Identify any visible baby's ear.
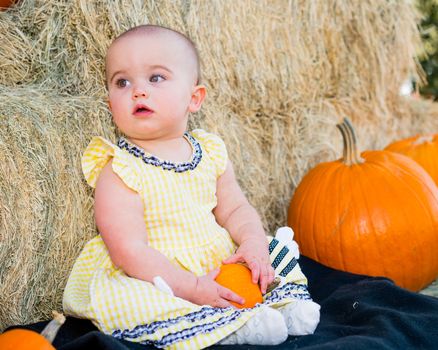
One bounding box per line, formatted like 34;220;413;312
188;85;206;113
107;100;112;111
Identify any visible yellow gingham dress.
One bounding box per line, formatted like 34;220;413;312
63;129;310;349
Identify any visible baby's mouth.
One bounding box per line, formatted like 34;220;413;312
133;104;154;116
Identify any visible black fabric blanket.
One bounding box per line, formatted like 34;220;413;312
7;256;438;349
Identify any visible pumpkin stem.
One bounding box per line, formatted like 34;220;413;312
336;118;364;165
40;311;66;344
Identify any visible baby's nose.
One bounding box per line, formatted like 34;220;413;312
132;88;149;99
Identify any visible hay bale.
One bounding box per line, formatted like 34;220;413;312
0;15;36;86
1;0;438;330
0;86;114;328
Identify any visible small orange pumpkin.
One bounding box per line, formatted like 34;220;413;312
0;311;65;350
385;134;438;185
0;0;16;10
215;263;263;308
288;118;438;291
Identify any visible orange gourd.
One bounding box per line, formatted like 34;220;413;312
0;0;16;10
288;118;438;291
385;134;438;185
0;311;65;350
215;263;263;308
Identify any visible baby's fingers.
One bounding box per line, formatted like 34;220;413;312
259;265;274;294
206;268;221;280
247;259;261;284
268;265;275;285
214;299;232;308
222;253;243;264
219;285;245;306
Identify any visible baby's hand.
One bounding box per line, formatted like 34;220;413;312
189;268;245;308
223;239;274;294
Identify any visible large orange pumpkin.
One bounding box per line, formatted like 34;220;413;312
0;311;65;350
215;263;263;308
385;134;438;185
288;118;438;291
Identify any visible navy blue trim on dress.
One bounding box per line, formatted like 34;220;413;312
117;132;202;173
265;282;311;304
112;305;245;347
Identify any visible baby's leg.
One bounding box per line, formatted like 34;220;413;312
219;306;288;346
279;299;320;336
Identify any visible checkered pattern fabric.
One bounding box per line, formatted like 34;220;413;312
62;130;310;349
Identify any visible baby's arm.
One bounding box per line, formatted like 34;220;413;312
94;161;243;308
213;161;275;294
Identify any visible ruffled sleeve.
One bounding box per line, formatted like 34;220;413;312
81;136;141;193
191;129;228;177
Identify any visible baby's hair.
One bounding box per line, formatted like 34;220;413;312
108;24;201;84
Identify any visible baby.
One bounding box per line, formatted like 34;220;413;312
63;24;320;349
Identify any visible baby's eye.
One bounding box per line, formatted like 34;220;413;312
150;74;165;83
116;78;129;88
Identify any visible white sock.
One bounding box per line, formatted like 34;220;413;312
219;306;288;346
279;299;321;336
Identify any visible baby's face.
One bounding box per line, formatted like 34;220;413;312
106;32;200;141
